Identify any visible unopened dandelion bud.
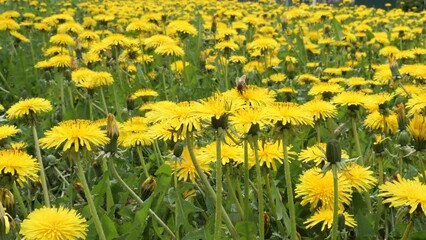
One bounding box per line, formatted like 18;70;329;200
373;134;385;154
173;141;185;158
141;176;156;200
398;130;410;146
396;103;407;131
105;113;119;153
326;139;341;164
211;15;217;34
388;55;401;79
0;188;14;210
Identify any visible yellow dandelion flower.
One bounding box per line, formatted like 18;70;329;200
295;167;353;209
49;33;75;46
39;120;110;152
341;163;377;193
406;94;426;116
269;102;314;127
171;146;212;183
6;98;52;120
154;44;185;57
229;107;271;135
131;88;159;100
215;40;239;52
20;206;87;240
224;85;276;107
379;174;426;215
364;111;398;134
0;18;20;31
308;82;343;97
408;114;426;150
48;54;72;68
228;55;247;64
10;31;30;43
247;37;279;52
303;99;337;121
0;125;20;140
0;149;39;185
298;143;349;166
297;74;320;85
304;207;357;231
118;117;153;148
167;20;197;38
332;91;366;108
199;141;243;165
143;35;176;49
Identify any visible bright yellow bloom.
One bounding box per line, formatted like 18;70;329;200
171;146;212;183
269;102;314;127
39;120;110;152
303;99;337;121
298;143;349;166
341;163;377;193
154;44;185;57
119;117;153;148
295;167;353;209
229;107;271;135
0;150;39;185
304;207;356;231
0;125;19;140
379;175;426;215
364;111;398;134
20;206;87;240
131;88;159;100
199;141;243;165
6;98;52;120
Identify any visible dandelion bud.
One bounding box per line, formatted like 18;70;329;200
396;103;407;131
0;188;14;210
173;141;185;157
398;130;410;146
373;134;385;154
141;176;156;200
211;15;217;34
0;202;11;235
326;139;341;164
388;55;401;79
104;114;119;153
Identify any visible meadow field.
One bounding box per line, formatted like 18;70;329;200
0;0;426;239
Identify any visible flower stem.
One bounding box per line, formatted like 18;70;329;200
283;130;297;240
225;166;243;218
214;128;223;240
185;132;238;239
99;87;109;114
316;122;321;144
251;135;264;240
32;125;50;208
351;117;364;165
265;169;286;236
136;146;150;177
401;215;413;240
331;164;339;240
101;157;114;213
12;182;27;218
109;158;176;239
75;154;106;240
375;154;384;233
243;138;250;234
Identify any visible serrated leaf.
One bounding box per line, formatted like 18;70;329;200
125;197;154;240
235;221;256;240
101;213;119;240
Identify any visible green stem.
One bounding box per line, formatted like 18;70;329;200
186;132;238;239
99;87;109;114
136;146;149;177
214;129;223;240
351;117;364;165
283;130;297;240
401;215;414;240
88;94;94;120
12;182;27;218
101;157;114;213
174;159;180;239
316;122;321;144
265;169;286;236
161;69;169;100
225;166;244;218
153;140;163;165
32;125;50;207
109;158;176;239
251;136;264;240
243;138;250;235
331;164;339;240
75;154;106;240
56;72;66;118
418;153;426;184
376;154;384;233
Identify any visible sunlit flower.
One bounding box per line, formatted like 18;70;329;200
171;146;212;183
269;102;314;128
229;55;247;64
332;91;366;108
304;207;356;231
406;94;426;116
10;31;30;43
308;82;343;97
0;125;19;140
379;174;426;215
39;120;110;152
341;163;376;193
303;99;337;121
6;98;52;120
247;37;279;52
224;85;276;107
167;20;198;37
143;35;175;49
131;88;159;100
295;167;353;209
154;44;185;57
199;141;243;165
0;149;39;185
49;33;75;46
408;114;426;150
119;117;153;148
20;206;87;240
229;106;271;135
0;18;20;31
298;142;349;166
364;111;398;134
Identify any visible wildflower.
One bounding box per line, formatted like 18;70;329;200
299;143;349;167
229;55;247;64
295;167;353;209
118;117;153;148
131;88;159;100
198;141;243;165
143;35;175;49
379;175;426;215
229;107;271;135
341;163;376;193
406;94;426;116
297;74;320;85
304;207;356;231
0;125;19;140
171;146;212;183
408;114;426;151
364;111;398;134
269;102;314;128
20;206;87;240
0;18;20;31
39;120;110;153
224;85;276;107
247;37;279;52
10;31;30;43
167;20;198;37
49;33;75;46
303;99;337;121
0;149;39;185
6;98;52;120
154;44;185;57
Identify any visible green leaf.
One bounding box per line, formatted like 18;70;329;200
331;18;343;40
271;180;290;231
169;186;203;233
101;213;119;240
125;197;154;240
355;212;375;238
294;35;307;65
235;221;256;240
